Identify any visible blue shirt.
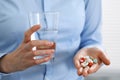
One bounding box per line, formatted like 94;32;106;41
0;0;102;80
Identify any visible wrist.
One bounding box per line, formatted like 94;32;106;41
0;55;11;73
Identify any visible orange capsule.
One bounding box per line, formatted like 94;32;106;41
88;62;93;67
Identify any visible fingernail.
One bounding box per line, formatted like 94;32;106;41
51;49;55;53
48;42;54;45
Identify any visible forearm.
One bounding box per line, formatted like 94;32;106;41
0;53;18;74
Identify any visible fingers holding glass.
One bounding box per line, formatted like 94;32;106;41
34;55;53;65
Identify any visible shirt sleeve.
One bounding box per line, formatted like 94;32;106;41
80;0;103;50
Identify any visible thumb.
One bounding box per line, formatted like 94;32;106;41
98;51;111;65
23;25;40;43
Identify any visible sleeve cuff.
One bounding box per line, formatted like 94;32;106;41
0;52;7;58
0;74;1;79
0;72;14;79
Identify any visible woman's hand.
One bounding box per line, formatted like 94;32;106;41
73;47;110;77
0;25;55;73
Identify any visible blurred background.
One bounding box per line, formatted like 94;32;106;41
85;0;120;80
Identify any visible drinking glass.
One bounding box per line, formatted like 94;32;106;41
28;12;59;64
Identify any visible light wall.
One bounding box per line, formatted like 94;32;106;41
91;0;120;76
102;0;120;71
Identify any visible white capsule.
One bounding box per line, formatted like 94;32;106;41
81;61;89;67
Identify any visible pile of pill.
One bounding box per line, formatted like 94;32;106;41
80;56;98;67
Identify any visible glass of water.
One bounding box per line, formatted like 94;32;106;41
28;12;59;63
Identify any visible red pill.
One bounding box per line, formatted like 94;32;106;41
80;57;85;63
88;62;93;67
